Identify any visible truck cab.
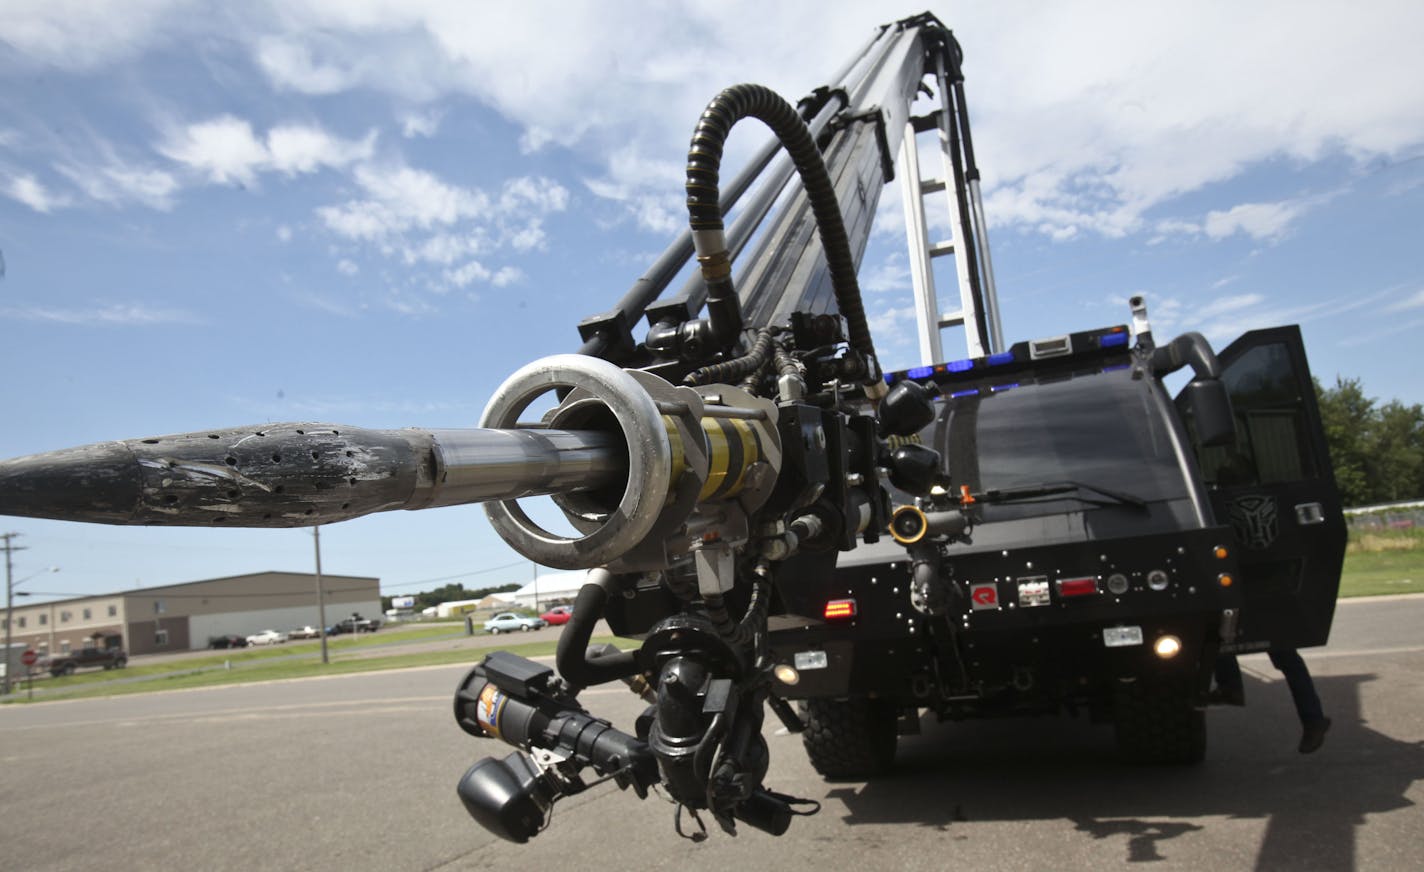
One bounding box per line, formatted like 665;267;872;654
768;318;1346;775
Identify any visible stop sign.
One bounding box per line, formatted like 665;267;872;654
20;649;38;667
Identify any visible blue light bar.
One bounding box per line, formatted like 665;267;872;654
1100;331;1129;348
987;351;1015;366
884;373;895;385
990;382;1019;393
950;388;979;399
946;358;974;373
906;366;934;379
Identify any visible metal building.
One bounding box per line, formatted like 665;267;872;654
2;571;379;656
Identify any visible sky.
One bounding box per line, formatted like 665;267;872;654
2;0;1422;604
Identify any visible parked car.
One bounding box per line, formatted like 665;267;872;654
484;612;546;634
288;625;323;639
49;646;127;676
245;629;287;646
540;605;574;625
207;634;249;649
327;613;381;635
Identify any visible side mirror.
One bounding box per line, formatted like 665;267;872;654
1182;378;1235;447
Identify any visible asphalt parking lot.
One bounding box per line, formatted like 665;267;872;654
2;597;1421;871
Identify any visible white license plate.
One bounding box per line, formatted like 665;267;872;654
1103;626;1144;648
793;650;829;670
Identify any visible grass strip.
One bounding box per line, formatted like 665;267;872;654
16;636;624;704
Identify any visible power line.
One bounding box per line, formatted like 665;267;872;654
380;560;530;591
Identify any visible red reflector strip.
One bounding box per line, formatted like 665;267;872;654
1057;577;1099;597
824;599;858;619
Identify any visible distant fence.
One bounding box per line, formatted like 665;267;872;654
1345;500;1424;532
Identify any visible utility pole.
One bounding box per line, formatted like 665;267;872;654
313;526;329;665
3;532;28;696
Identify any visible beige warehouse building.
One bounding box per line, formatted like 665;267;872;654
2;571;379;657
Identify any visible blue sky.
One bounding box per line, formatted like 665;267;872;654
2;0;1422;603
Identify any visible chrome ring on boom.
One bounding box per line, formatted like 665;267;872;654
480;354;672;570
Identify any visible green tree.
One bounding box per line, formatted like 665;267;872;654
1368;400;1424;502
1315;376;1373;505
1315;377;1424;505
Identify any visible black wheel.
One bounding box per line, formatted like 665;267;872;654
115;658;127;669
799;698;898;779
490;627;500;635
62;663;76;676
1113;679;1206;764
520;624;531;632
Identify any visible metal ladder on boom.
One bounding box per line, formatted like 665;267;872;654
896;33;1004;365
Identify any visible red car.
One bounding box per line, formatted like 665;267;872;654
540;605;574;625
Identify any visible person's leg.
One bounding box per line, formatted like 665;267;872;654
1269;648;1330;753
1211;654;1245;705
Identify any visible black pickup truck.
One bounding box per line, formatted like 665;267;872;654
327;613;381;635
49;646;128;676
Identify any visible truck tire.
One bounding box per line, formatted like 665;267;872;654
1113;680;1206;764
62;663;76;676
799;698;897;778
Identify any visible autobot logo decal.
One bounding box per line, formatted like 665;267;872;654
970;583;999;610
1229;494;1278;550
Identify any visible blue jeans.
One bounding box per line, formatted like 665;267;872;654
1215;649;1325;726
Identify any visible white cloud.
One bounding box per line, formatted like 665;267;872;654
159;115;269;185
1204;201;1309;241
55;161;179;210
276;224;293;242
490;266;523;287
401;109;442;139
8;0;1423;249
860;252;911;294
254;36;358;95
1197;293;1267;320
0;302;202;325
444;260;491;288
2;0;192;70
159;115;374;186
267;124;375;175
1386;288;1424;312
866;303;920;353
3;173;69;213
336;258;359;276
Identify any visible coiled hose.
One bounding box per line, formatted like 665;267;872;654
685;84;881;389
686;326;776;386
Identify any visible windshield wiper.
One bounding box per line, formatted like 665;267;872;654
969;480;1148;511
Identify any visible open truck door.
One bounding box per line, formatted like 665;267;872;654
1178;325;1347;652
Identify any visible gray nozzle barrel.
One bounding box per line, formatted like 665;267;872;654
0;422;624;528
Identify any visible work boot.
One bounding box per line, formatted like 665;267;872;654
1298;717;1331;754
1208;687;1245;707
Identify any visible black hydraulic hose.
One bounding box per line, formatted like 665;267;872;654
671;92;848;316
1150;332;1222;379
556;571;640;689
685;326;776;386
685;84;881;388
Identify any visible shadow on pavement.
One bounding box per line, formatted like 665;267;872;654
823;673;1423;869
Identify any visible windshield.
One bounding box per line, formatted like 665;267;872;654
928;363;1192;521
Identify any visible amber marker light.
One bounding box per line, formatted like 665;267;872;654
1218;573;1234;588
1214;545;1230;559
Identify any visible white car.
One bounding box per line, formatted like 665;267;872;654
288;625;323;639
246;629;287;645
483;612;546;634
